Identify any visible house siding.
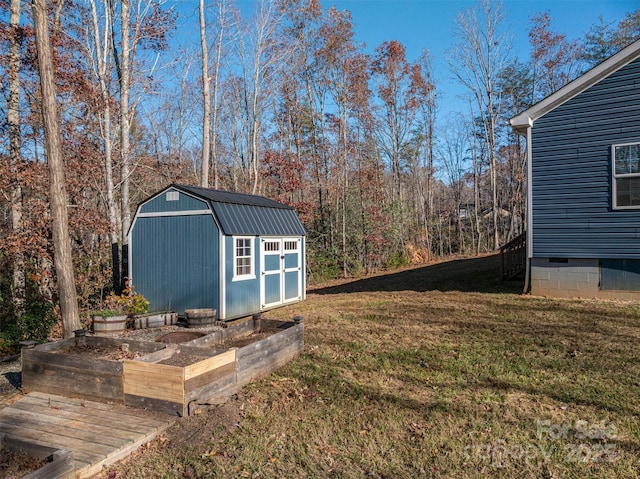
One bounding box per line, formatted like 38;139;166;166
531;56;640;259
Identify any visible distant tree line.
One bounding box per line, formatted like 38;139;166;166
0;0;638;342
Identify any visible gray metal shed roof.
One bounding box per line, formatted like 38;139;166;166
173;184;306;237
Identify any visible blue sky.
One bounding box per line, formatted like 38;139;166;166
328;0;638;120
177;0;638;121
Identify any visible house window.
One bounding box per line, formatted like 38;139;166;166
234;237;254;280
613;142;640;208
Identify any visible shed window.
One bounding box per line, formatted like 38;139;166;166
613;142;640;208
284;240;298;251
234;237;254;280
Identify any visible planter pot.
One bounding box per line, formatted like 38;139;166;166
133;312;178;330
184;308;217;328
92;314;128;335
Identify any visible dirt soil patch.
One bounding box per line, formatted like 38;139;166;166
0;447;47;479
50;344;145;361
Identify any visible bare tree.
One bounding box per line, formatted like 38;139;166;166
32;0;82;337
8;0;25;318
448;0;511;250
199;0;211;187
87;0;121;291
237;0;290;194
210;0;228;189
118;0;132;283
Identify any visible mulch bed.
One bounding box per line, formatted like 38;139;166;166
0;447;47;479
50;344;144;361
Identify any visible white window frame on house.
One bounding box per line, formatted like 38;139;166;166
612;142;640;209
233;236;255;281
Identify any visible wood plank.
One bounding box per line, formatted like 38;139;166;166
184;348;236;380
185;330;224;348
236;330;303;367
6;402;144;442
25;338;75;352
0;393;176;479
22;449;74;479
25;393;173;428
0;408;131;449
74;416;174;479
22;360;124;403
0;420;111;458
22;349;123;374
235;325;301;357
185;371;238;404
237;341;303;387
123;361;184;402
135;344;178;363
16;396;168;432
184;361;236;393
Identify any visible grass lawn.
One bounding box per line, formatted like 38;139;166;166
103;254;640;478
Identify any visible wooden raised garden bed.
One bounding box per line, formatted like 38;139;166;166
22;317;304;416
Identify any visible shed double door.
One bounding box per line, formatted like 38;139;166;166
261;238;302;309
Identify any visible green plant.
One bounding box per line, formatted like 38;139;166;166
384;250;410;269
102;285;149;316
91;309;127;318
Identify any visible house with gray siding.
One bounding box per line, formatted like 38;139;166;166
510;39;640;299
128;184;306;318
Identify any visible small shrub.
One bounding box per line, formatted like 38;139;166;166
384;251;410;269
102;284;149;316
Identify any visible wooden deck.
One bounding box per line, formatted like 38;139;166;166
0;391;176;478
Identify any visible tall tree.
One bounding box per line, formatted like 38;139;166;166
199;0;211;187
8;0;25;318
118;0;131;289
448;0;510;250
237;0;290;194
529;11;580;102
32;0;82;337
87;0;121;292
582;9;640;68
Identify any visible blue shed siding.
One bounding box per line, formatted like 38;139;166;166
130;214;220;315
531;56;640;259
139;188;209;214
223;236;260;319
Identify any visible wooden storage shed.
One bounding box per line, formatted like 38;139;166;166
128;184;306;319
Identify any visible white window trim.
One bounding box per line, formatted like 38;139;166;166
612;141;640;210
233;236;256;281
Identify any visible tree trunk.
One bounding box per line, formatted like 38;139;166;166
9;0;25;319
210;0;226;190
89;0;120;292
199;0;211;188
119;0;131;288
32;0;82;337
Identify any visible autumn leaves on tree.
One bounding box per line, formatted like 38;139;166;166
0;0;638;342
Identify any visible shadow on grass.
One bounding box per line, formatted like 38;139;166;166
312;253;524;295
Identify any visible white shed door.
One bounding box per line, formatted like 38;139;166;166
260;238;302;309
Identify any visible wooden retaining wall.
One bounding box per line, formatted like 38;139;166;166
21;317;304;416
22;337;166;404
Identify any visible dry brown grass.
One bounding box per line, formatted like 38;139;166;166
98;254;640;479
